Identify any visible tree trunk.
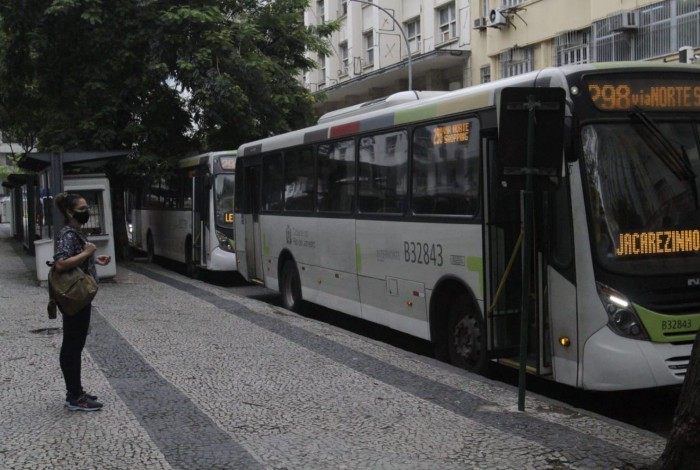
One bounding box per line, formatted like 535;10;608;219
110;177;132;262
657;332;700;469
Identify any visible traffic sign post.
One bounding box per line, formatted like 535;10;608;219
498;88;565;412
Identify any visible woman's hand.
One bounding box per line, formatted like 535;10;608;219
96;255;111;266
83;242;97;256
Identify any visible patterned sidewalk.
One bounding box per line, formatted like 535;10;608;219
0;223;666;469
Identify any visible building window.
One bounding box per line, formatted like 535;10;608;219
437;3;457;44
405;17;421;55
339;41;349;75
339;0;348;16
555;29;590;66
316;0;324;23
502;0;525;6
364;30;374;67
318;55;326;87
480;65;491;83
500;47;533;78
481;0;490;19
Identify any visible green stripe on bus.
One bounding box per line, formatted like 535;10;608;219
355;243;362;273
394;104;440;124
635;304;700;343
466;256;484;298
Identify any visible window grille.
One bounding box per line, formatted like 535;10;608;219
636;1;672;59
502;0;525;7
500;47;533;78
405;18;421;55
592;16;632;62
677;0;700;50
437;3;457;44
555;29;590;65
480;65;491;83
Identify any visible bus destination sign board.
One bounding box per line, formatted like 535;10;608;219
586;77;700;112
432;121;471;145
615;229;700;257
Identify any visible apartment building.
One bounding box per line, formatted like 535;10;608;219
473;0;699;85
304;0;699;113
305;0;472;114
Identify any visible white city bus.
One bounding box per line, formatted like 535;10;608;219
131;151;237;276
234;63;700;391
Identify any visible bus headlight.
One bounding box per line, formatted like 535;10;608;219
596;283;649;341
216;230;234;252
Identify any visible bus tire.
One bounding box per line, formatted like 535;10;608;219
280;260;302;312
185;238;199;279
447;292;487;374
146;232;155;264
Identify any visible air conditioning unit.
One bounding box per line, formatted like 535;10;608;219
488;8;508;28
473;17;488;30
609;11;639;31
441;30;452;43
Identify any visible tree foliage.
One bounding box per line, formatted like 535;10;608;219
0;0;336;162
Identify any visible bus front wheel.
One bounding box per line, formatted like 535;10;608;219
447;293;487;374
280;260;302;312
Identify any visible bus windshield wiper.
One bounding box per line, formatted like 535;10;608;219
629;107;698;207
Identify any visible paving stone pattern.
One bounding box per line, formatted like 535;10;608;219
0;223;666;469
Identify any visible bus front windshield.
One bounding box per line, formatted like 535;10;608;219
581;121;700;275
214;173;235;228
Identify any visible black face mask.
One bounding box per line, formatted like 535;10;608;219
72;209;90;224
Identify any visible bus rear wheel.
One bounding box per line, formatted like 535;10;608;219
447;293;487;374
280;260;302;312
146;232;155;264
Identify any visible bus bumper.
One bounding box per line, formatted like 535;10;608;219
582;326;691;391
208;247;237;271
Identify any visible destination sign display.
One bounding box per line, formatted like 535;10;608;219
615;230;700;257
585;77;700;112
432;121;471;145
219;157;236;170
224;212;234;223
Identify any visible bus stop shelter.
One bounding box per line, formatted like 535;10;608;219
16;151;129;283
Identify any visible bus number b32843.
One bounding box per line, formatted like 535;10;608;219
404;241;443;266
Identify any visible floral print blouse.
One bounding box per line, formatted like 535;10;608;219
53;226;98;281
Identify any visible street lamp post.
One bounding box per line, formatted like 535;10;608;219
348;0;413;91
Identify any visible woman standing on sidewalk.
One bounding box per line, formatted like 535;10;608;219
53;193;111;411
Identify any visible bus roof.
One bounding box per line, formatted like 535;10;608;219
238;62;698;157
178;150;237;169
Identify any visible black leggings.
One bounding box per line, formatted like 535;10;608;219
60;304;91;399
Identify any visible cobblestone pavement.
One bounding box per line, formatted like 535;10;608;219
0;223;666;469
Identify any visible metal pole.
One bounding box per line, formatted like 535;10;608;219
50;150;64;239
518;95;538;412
349;0;412;91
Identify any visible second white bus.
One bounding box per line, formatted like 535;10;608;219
131;151;237;276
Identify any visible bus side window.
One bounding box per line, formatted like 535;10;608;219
182;170;193;210
549;173;574;277
234;165;244;213
263;153;284;211
284;146;315;212
317;140;355;213
412;118;480;216
358;130;408;214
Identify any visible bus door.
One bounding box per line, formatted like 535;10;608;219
192;174;209;267
484;137;547;374
244;164;264;281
